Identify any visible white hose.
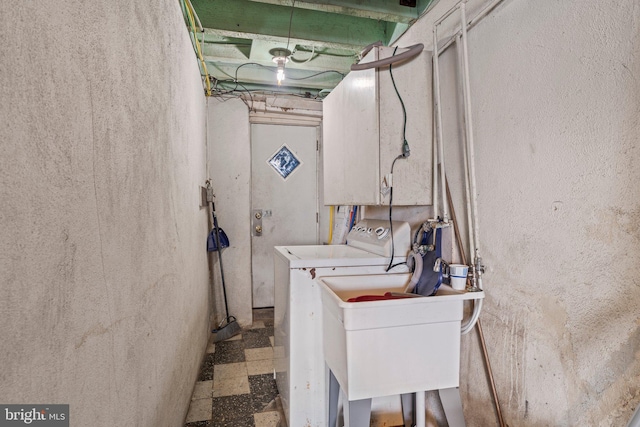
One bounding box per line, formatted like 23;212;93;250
405;251;423;293
461;299;482;334
351;43;424;71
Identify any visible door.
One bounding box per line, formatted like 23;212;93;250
251;124;318;307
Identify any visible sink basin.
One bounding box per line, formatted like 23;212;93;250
318;273;484;401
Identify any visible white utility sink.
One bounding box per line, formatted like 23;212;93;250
318;273;484;401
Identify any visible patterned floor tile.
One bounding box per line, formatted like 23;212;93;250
245;347;273;362
191;380;213;400
213;374;250;397
214;362;247;380
243;329;272;349
211;416;253;427
249;320;265;329
185;398;213;423
185;309;287;427
246;358;273;376
212;394;254;426
253;411;280;427
198;353;215;381
248;374;278;413
213;340;245;364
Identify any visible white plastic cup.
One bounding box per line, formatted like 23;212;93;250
449;264;469;290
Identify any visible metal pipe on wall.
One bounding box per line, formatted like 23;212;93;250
460;1;482;278
439;0;506;54
446;178;505;427
432;36;441;219
432;26;448;221
455;34;476;266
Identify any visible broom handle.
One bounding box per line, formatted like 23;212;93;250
211;202;231;322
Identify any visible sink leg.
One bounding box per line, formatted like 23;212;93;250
401;393;415;427
416;391;426;427
343;395;372;427
328;369;340;427
439;387;466;427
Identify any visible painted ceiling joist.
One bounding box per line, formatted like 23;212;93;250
203;28;365;52
247;0;419;24
203;53;352;74
192;0;387;49
189;0;432;94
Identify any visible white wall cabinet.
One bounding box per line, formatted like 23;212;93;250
323;46;433;206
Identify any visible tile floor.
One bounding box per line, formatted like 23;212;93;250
184;308;283;427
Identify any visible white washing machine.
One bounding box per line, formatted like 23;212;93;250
273;219;412;427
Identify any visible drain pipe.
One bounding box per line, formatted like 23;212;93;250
446;179;505;427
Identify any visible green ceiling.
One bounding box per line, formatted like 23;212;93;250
186;0;433;97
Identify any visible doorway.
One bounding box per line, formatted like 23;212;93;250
250;124;319;308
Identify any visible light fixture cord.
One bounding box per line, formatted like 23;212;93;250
285;0;296;53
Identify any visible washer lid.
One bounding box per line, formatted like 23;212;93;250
275;245;394;268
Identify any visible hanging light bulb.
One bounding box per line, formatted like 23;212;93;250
275;58;286;84
270;48;291;86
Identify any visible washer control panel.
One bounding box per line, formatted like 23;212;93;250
346;219;411;257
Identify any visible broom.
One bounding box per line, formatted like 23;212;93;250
207;183;241;342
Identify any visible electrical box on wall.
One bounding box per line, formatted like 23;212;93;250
322;45;433;206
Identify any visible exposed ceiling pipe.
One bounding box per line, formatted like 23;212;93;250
290;45;316;63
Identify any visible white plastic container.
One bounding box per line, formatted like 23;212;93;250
318;273;484;401
449;264;469;290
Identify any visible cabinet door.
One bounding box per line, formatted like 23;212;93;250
378;46;433;206
323;51;380;205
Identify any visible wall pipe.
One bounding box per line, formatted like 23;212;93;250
185;0;203;31
460;1;482;272
184;0;206;61
455;34;476;274
446;179;505;427
432;27;448;220
435;0;464;26
439;0;505;55
432;70;439;218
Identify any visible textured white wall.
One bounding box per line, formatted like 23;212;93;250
0;1;209;426
399;0;640;425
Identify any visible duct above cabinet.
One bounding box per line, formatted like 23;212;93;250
322;45;433;206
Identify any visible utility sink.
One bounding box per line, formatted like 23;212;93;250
318;273;484;401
